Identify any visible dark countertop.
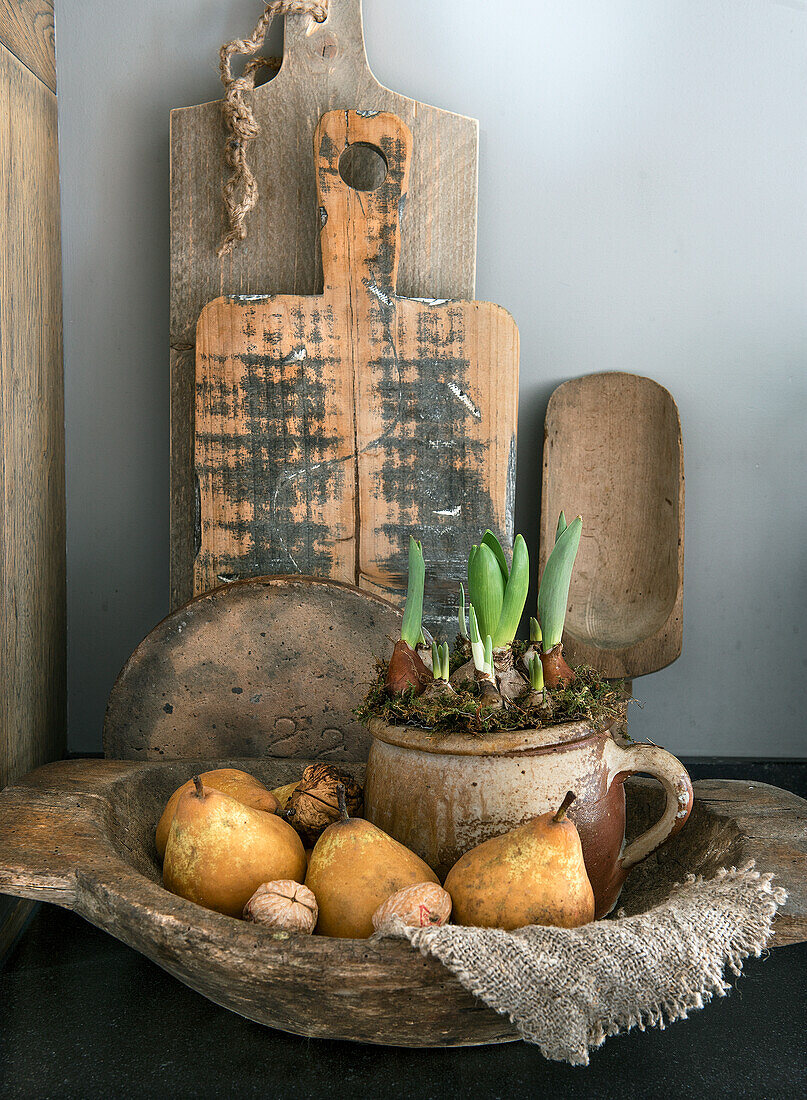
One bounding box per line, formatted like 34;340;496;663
2;759;806;1100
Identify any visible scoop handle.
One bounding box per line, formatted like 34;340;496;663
315;110;412;296
604;739;694;870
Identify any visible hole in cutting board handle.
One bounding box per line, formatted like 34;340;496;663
338;143;388;192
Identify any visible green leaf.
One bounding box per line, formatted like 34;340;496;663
400;537;425;648
484;634;493;674
555;511;568;543
458;583;468;638
529;616;542;643
537;516;582;650
493;534;529;647
440;642;450;680
468;542;505;641
482;530;509;582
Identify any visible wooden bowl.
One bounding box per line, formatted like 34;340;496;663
0;758;804;1047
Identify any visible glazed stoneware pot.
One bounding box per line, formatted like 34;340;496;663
365;715;693;918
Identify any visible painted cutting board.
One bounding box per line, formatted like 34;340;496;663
195;110;518;629
171;0;479;608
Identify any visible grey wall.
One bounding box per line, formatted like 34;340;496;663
57;0;807;756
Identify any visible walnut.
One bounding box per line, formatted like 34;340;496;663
372;882;452;932
284;764;363;845
243;880;318;933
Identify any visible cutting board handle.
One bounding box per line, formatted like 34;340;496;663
315;110;412;296
282;0;369;77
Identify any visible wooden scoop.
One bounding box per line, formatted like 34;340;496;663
540;372;684;679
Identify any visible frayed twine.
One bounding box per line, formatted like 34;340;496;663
217;1;329;257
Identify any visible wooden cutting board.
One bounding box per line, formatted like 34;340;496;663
194;110;518;628
171;0;479;609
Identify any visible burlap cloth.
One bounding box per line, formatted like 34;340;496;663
379;862;787;1064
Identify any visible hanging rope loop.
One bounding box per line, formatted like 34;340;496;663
218;1;329;258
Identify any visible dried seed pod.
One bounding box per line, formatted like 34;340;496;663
270;781;300;812
372;882;452;932
284;764;363;846
243;880;318;933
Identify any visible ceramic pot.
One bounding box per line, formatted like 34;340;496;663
365;715;693;918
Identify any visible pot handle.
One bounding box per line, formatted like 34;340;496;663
604;739;694;870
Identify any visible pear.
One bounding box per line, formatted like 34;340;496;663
156;768;279;860
444;792;595;930
163;777;306;917
306;785;439;938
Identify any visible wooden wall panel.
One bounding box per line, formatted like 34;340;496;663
0;0;55;92
0;41;64;791
0;29;63;963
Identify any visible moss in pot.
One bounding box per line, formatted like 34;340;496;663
359;518;694;918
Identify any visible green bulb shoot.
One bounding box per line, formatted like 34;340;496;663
400;537;425;649
468;532;529;649
537;515;582;651
431;641;450;681
527;653;544;691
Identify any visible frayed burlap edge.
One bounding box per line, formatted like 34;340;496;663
378;861;787;1065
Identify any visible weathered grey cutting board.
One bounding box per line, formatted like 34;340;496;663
170;0;479;609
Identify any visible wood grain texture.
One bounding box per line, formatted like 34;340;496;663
540;372;684;678
0;0;54;91
195;110;517;628
0;42;65;792
171;0;479;609
103;576;402;762
0;761;803;1047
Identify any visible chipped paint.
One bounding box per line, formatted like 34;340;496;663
283;346;308;363
505;434;517;541
446;381;482;419
367;282;394;308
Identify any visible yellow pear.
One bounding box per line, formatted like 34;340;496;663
444;792;595;930
156;768;279;859
163;777;306;917
305;785;439;938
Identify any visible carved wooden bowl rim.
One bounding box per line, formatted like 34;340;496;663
1;759;804;1045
